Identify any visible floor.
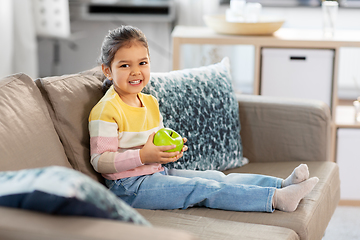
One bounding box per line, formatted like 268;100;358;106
323;206;360;240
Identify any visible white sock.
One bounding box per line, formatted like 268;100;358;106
273;177;319;212
282;164;310;188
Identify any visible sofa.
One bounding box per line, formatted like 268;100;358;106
0;62;340;240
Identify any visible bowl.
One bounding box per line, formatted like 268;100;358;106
203;14;285;36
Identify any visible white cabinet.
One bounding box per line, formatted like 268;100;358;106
261;48;334;108
336;128;360;201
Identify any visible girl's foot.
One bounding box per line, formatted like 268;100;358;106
282;164;310;188
273;177;319;212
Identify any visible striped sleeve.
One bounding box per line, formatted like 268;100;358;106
88;102;143;174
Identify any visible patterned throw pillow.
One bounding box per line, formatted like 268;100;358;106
142;57;248;171
0;166;150;226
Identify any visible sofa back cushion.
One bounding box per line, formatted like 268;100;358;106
0;73;71;171
36;69;105;182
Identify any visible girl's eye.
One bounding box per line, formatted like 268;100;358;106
120;64;129;68
140;61;148;66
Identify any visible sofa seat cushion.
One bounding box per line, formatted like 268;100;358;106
138;209;299;240
0;207;194;240
166;161;340;240
0;166;149;225
0;73;71;171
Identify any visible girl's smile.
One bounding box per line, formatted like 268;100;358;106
129;80;142;85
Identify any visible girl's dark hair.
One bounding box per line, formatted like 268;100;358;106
99;25;149;67
99;25;149;93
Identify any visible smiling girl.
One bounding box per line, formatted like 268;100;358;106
88;25;318;213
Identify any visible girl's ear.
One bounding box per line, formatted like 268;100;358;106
102;64;112;80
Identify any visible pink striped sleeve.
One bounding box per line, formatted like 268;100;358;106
90;136;118;155
89;135;144;174
89;117;144;173
113;150;143;172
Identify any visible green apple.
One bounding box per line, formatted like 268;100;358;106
153;128;184;153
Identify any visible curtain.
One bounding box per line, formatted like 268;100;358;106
0;0;38;79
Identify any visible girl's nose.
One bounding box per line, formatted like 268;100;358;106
131;67;141;76
131;71;141;76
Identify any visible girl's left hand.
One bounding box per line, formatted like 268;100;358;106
161;137;188;163
173;137;188;161
181;137;188;153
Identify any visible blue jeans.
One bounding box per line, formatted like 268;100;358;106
105;168;283;212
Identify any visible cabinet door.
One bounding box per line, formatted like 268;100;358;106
261;48;334;108
336;128;360;201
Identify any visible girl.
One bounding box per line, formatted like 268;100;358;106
89;25;318;213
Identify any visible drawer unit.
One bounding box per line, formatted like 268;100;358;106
261;48;334;108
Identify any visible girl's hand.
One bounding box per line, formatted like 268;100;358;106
167;137;189;163
140;133;187;164
181;137;188;154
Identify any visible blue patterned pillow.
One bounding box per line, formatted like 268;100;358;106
143;57;248;171
0;166;150;225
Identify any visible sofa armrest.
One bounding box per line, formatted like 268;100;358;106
0;207;196;240
237;94;331;163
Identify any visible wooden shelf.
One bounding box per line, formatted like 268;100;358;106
172;26;360;48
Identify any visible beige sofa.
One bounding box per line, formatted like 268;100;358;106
0;67;340;240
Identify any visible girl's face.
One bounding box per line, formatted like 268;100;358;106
103;41;150;100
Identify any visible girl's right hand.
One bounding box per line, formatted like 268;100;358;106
139;132;181;165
